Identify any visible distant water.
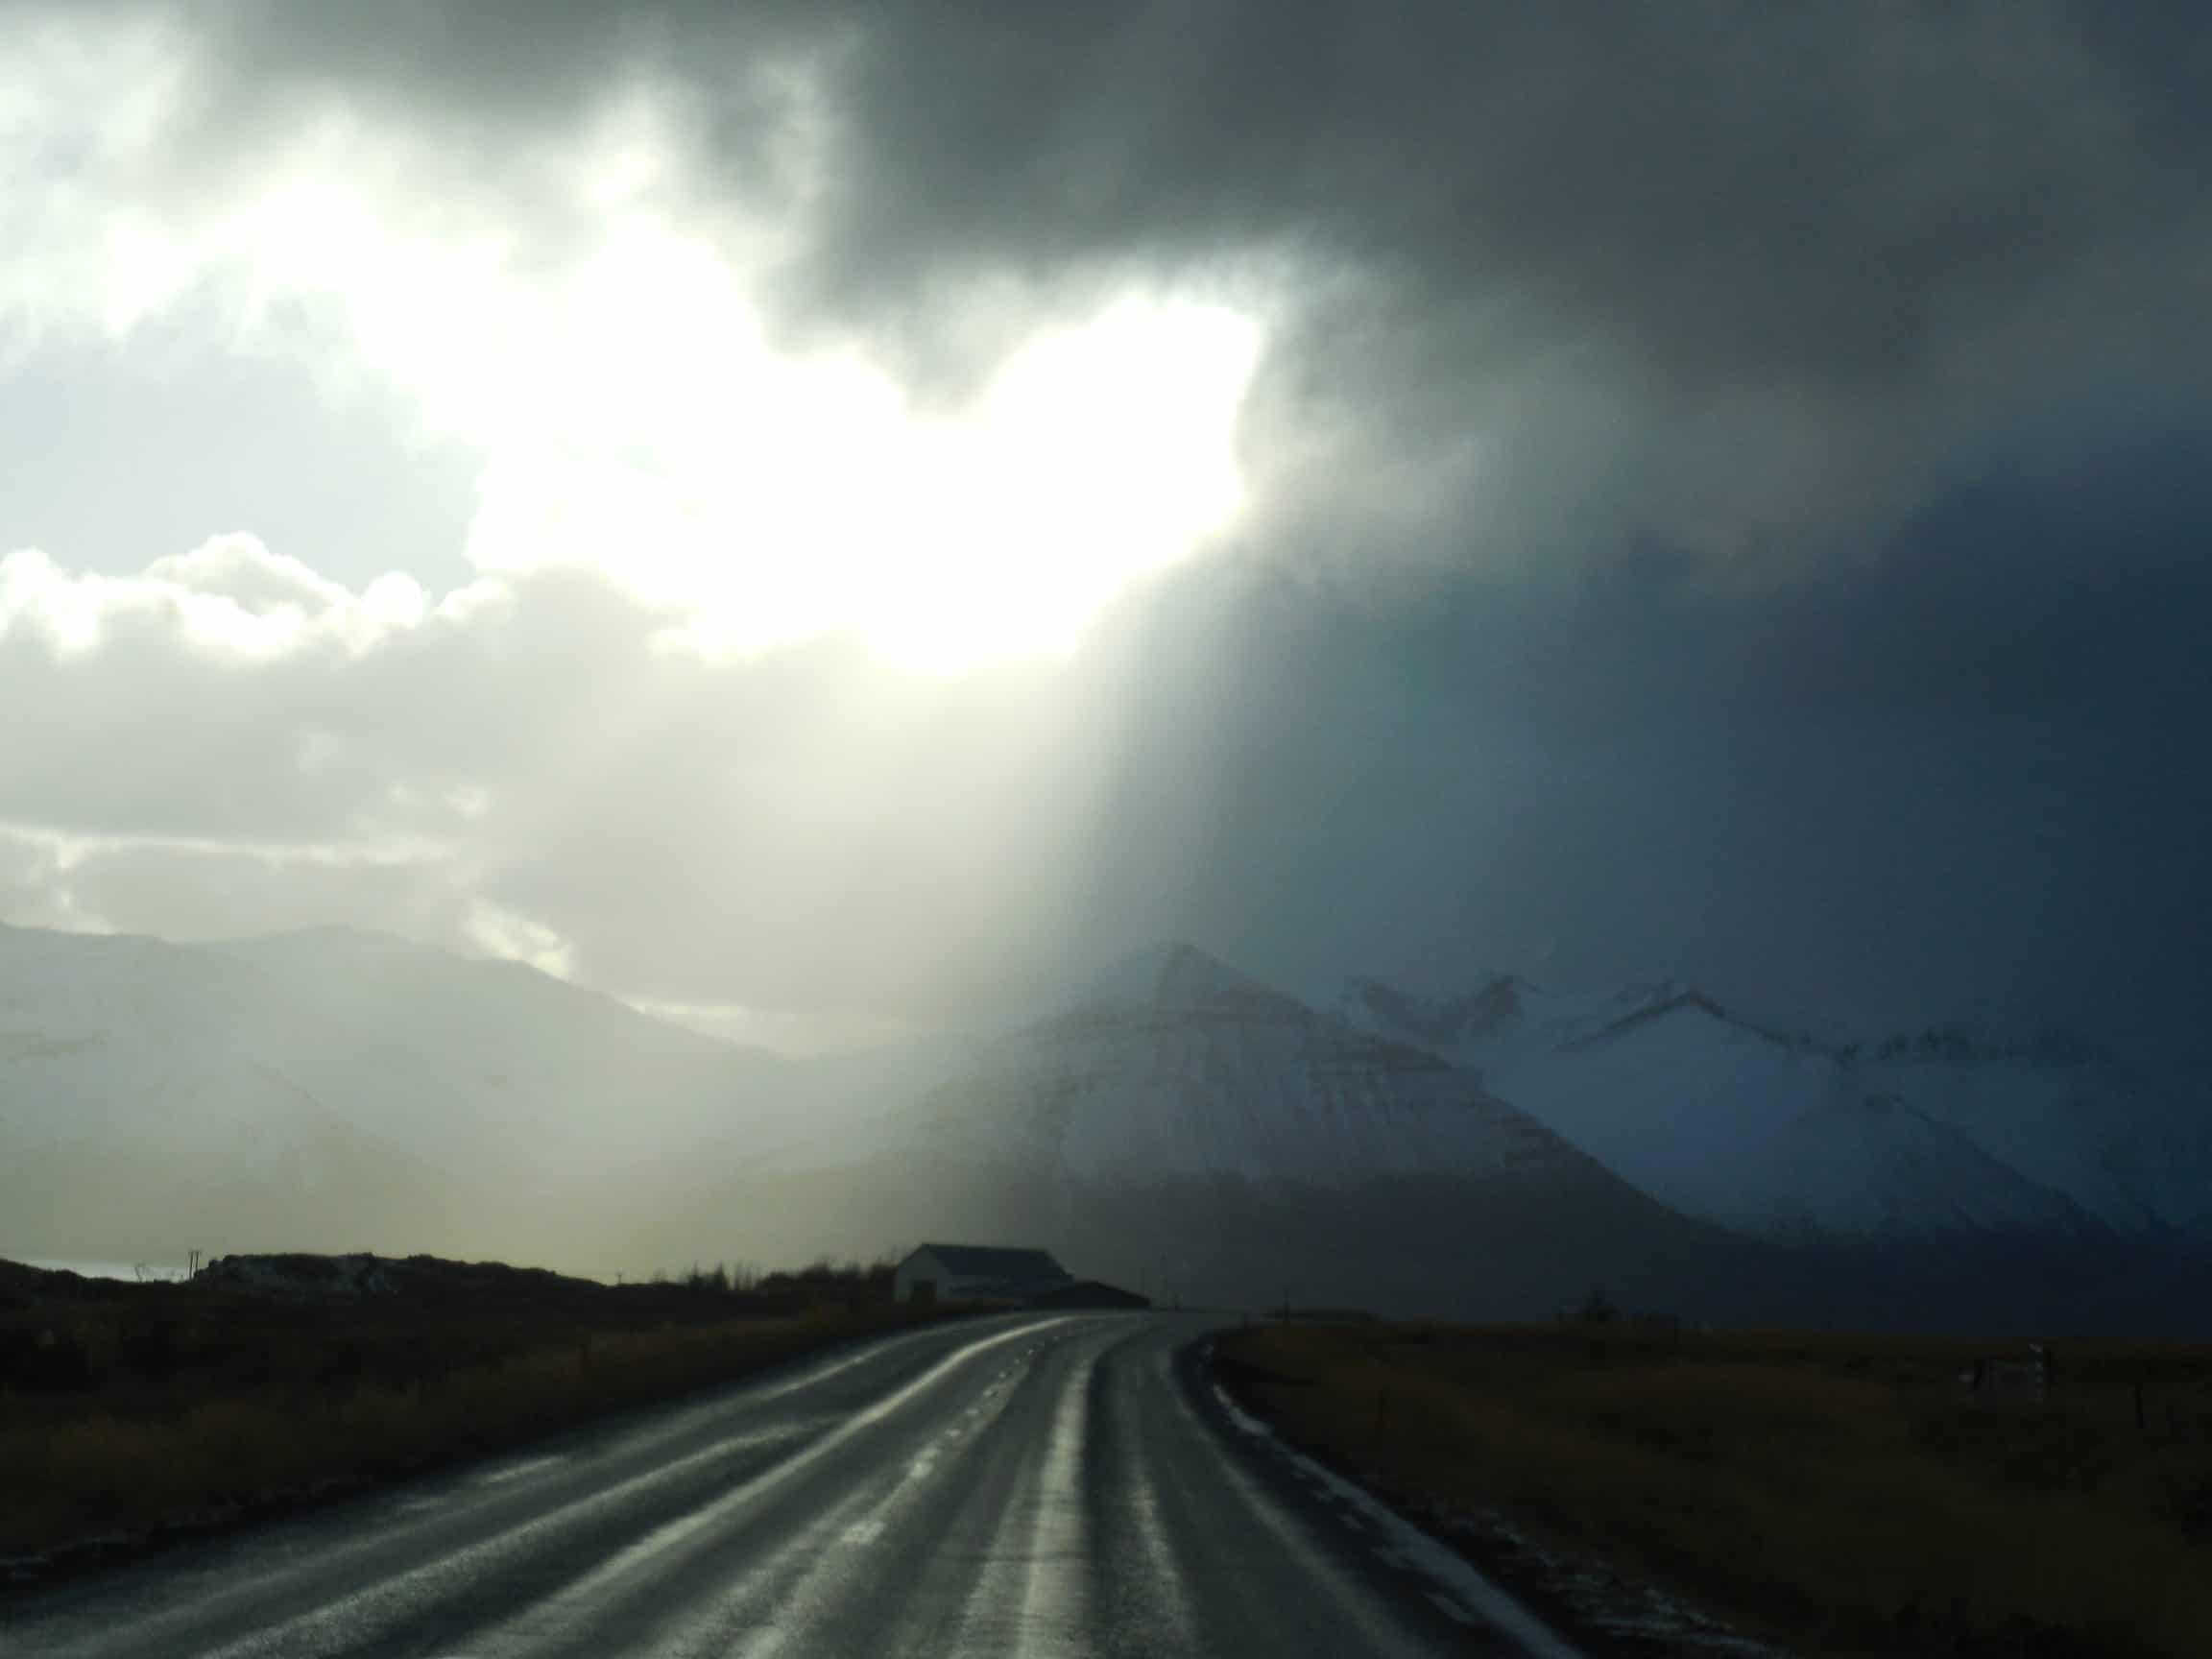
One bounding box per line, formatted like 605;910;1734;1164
12;1257;192;1282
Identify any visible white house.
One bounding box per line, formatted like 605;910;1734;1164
893;1243;1071;1305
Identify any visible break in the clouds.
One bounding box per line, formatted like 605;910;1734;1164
3;1;2209;1059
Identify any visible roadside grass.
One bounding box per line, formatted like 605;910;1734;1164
1216;1322;2212;1659
0;1265;963;1565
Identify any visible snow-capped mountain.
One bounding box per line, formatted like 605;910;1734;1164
0;921;943;1187
6;917;2203;1321
0;925;478;1252
902;943;1615;1188
709;942;1742;1320
204;924;890;1183
1341;972;2212;1240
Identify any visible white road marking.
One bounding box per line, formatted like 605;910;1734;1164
471;1455;569;1486
1018;1352;1093;1639
466;1319;1081;1652
1121;1434;1203;1650
189;1320;1080;1659
953;1340;1104;1654
724;1325;1091;1659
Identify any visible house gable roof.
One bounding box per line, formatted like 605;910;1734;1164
907;1243;1070;1282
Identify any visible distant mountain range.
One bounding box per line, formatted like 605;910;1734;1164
1339;972;2212;1242
3;923;2205;1329
904;944;1595;1187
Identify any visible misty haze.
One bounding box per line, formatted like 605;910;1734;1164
5;4;2210;1656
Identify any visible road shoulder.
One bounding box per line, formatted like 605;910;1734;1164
1197;1333;1789;1659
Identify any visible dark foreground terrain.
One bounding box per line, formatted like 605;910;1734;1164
0;1252;951;1572
6;1311;1576;1657
1218;1319;2212;1659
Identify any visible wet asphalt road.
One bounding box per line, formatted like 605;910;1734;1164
5;1312;1578;1657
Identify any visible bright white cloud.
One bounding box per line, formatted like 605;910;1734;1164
0;537;431;661
3;24;1268;672
464;897;576;981
468;258;1262;671
316;203;1265;671
0;10;1254;1031
0;12;204;342
0;815;459;873
0;527;1137;1045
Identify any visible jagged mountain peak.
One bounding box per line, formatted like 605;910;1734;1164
1356;969;1534;1011
1061;940;1303;1022
1567;985;1741;1047
918;949;1606;1191
1342;971;1533;1051
1866;1021;2119;1070
1342;961;2212;1241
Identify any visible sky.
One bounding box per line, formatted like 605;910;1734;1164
3;1;2208;1061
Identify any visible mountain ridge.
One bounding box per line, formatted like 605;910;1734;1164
3;920;2204;1325
1342;969;2211;1242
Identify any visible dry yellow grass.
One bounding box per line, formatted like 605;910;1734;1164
1217;1322;2212;1659
0;1305;950;1561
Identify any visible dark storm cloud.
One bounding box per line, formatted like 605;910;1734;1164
149;4;2206;346
136;0;2212;558
766;0;2212;571
1062;416;2212;1061
740;0;2206;1056
12;1;2208;1059
810;4;2140;371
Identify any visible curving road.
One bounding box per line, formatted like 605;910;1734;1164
6;1312;1579;1657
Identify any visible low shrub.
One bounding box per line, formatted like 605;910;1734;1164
0;1262;955;1565
1219;1322;2212;1659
